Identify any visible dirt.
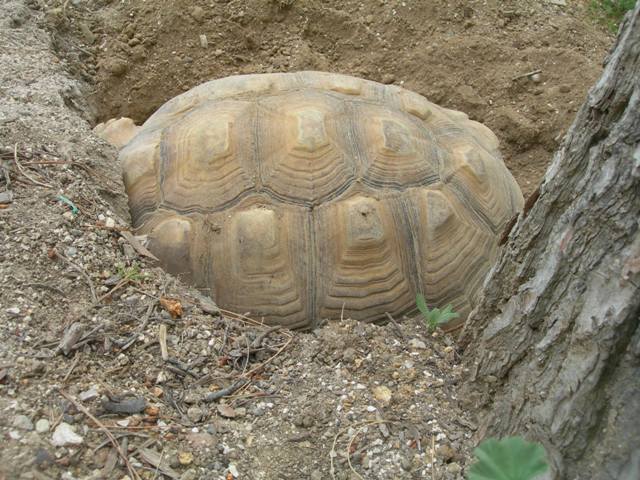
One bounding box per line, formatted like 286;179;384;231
52;0;611;197
0;0;614;479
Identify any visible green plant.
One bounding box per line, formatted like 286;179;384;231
116;262;144;282
590;0;635;32
415;293;459;332
467;436;549;480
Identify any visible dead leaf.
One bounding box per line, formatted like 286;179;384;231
160;297;183;318
138;448;180;479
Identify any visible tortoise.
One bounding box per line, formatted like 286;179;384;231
99;72;523;330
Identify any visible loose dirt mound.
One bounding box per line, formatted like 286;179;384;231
58;0;611;196
0;0;613;479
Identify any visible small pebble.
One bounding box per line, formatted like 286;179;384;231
187;406;204;423
400;456;412;471
178;451;194;465
381;73;396;84
79;386;99;402
35;419;51;433
51;422;83;446
191;6;205;22
180;470;197;480
13;414;34;431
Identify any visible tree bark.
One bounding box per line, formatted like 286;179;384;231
461;5;640;480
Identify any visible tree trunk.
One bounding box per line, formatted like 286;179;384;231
461;5;640;480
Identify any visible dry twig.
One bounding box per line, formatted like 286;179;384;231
59;390;141;480
56;250;98;302
62;353;80;383
346;428;365;480
385;312;405;339
511;68;542;81
432;435;437;480
13;144;53;188
158;324;169;361
330;420;393;479
204;378;249;403
242;335;293;379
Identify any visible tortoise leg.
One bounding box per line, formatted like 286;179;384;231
94;117;141;149
145;215;195;284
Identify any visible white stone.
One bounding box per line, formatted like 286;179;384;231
35;419;51;433
79;387;99;402
408;339;427;349
13;414;34;430
51;422;83;446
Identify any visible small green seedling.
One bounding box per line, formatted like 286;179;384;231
416;293;459;332
467;436;549;480
116;262;144;282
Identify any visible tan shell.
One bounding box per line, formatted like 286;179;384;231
120;72;523;329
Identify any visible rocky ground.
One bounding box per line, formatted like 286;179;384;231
0;0;615;479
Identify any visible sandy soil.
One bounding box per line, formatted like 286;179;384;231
0;0;614;479
72;0;613;196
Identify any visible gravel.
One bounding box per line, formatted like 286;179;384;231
0;1;479;478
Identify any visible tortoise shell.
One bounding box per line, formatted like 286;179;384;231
120;72;523;329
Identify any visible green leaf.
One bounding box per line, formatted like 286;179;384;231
416;293;429;316
435;304;460;324
467;437;549;480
